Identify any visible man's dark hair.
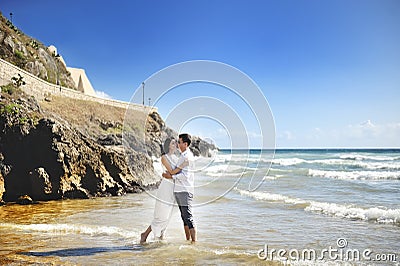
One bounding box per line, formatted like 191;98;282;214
179;133;191;146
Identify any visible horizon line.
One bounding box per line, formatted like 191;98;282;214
217;147;400;150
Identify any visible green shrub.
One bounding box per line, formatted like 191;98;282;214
18;117;28;124
14;50;25;60
1;83;15;95
27;39;39;50
0;103;21;115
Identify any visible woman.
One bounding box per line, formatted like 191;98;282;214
140;137;187;244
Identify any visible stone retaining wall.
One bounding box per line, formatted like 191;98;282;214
0;58;155;112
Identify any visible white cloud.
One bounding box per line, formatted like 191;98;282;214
95;90;113;99
344;120;400;146
178;120;400;148
304;120;400;148
278;130;295;140
359;119;374;127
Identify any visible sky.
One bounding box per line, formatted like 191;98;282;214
1;0;399;148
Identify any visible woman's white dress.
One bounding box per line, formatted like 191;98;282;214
150;154;177;239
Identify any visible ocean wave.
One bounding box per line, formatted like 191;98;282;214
272;158;307;166
0;223;138;238
305;202;400;224
263;175;283;180
269;167;289;172
236;188;307;205
272;157;353;166
213;154;233;163
223;154;274;164
203;164;245;176
272;157;400;171
349;161;400;170
235;189;400;225
310;160;400;170
308;169;400;180
178;244;253;257
339;154;399;161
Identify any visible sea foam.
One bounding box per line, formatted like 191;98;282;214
235;188;400;225
272;157;400;170
0;223;138;238
339;154;399;161
308;169;400;180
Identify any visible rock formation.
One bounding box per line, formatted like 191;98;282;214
0;13;76;89
0;88;159;202
0;86;217;204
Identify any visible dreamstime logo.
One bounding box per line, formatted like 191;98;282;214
257;238;398;263
123;60;275;205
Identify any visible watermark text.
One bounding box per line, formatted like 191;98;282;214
258;238;398;263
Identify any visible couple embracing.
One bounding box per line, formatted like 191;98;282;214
140;133;196;244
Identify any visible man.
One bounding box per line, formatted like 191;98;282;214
162;133;196;243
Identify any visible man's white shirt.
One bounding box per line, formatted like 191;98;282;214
172;149;194;194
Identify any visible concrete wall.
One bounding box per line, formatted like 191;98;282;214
0;58;156;112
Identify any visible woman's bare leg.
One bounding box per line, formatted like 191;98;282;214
140;226;152;244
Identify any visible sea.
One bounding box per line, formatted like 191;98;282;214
1;149;399;265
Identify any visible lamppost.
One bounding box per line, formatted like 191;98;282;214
148;97;151;106
55;54;61;92
142;82;145;105
9;13;13;24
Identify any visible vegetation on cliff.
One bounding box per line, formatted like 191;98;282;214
0;12;75;88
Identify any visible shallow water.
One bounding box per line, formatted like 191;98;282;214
1;149;399;265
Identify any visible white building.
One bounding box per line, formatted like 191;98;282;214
66;67;96;96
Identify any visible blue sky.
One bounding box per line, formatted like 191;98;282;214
1;0;399;148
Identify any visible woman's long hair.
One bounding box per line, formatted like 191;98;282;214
161;137;176;155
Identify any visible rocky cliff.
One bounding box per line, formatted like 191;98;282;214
0;85;217;204
0;12;75;88
0;88;160;203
